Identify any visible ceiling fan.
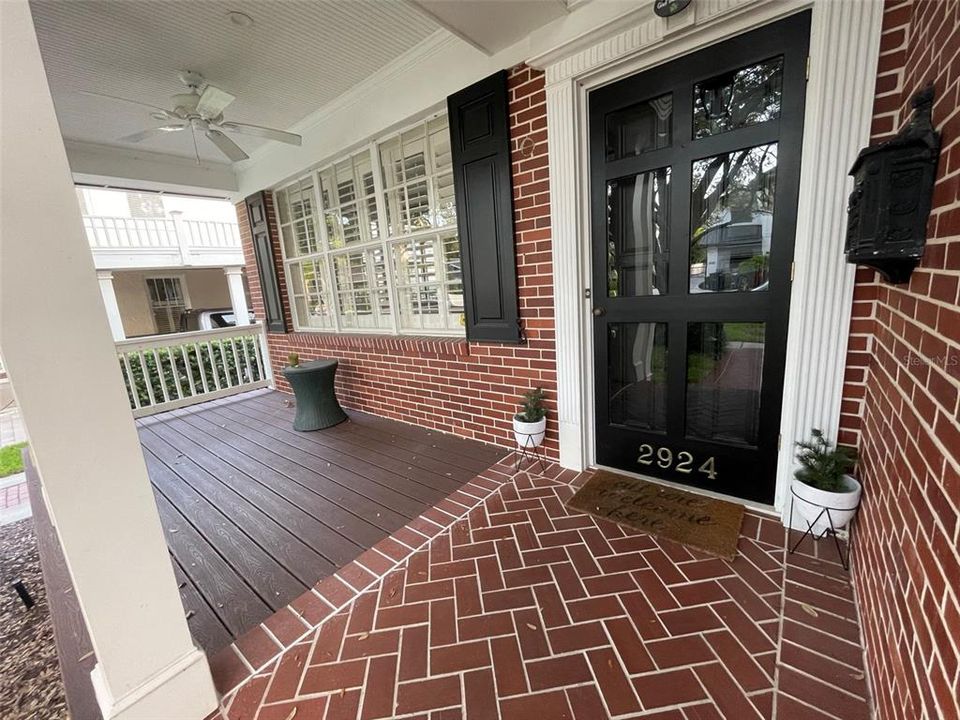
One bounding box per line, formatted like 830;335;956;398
81;70;302;163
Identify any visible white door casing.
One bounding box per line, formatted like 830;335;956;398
531;0;883;519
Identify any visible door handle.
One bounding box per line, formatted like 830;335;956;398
592;307;606;316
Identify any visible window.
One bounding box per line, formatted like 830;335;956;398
146;276;187;334
276;114;463;336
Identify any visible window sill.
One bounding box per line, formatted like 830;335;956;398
269;329;470;358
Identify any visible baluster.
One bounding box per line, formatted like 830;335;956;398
107;218;118;247
229;338;243;384
195;342;211;394
180;345;196;398
137;351;156;407
218;339;232;387
252;332;265;381
240;335;254;383
206;341;223;390
152;348;170;403
121;353;141;410
170;344;184;400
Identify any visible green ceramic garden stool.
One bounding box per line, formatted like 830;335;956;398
281;359;348;431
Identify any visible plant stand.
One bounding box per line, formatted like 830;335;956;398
281;359;348;431
514;432;546;474
788;486;860;570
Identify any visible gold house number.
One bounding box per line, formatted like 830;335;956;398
637;444;717;480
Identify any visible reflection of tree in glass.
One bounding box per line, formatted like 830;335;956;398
694;57;783;138
691;144;777;241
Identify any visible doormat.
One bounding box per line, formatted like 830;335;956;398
566;470;744;560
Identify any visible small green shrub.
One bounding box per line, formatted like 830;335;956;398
795;429;857;492
517;387;546;423
119;337;263;408
288;352;300;367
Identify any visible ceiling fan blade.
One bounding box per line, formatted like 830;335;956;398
218;122;302;146
196;85;235;119
118;125;186;143
205;129;249;162
78;90;178;119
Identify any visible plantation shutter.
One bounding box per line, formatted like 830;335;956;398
447;70;521;343
245;191;287;333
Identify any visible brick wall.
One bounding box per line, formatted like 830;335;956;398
238;65;558;457
839;1;960;718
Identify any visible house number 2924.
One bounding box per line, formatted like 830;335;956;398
637;444;717;480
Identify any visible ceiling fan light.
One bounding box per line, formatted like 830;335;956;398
172;93;199;113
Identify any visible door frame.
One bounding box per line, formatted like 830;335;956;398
530;0;884;519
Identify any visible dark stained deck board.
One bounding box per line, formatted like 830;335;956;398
241;393;502;473
144;448;308;609
209;400;467;495
137;389;506;656
23;453;102;720
171;557;233;652
144;416;368;565
142;424;337;581
167;405;423;524
213;398;471;492
152;486;274;636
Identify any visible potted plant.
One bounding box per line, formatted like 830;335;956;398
792;428;861;535
287;352;300;368
513;387;547;448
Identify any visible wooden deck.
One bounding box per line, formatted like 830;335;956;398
137;388;506;655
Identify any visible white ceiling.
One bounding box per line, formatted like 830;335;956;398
412;0;568;54
30;0;439;163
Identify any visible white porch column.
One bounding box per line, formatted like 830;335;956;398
96;270;126;341
0;4;218;720
224;266;251;325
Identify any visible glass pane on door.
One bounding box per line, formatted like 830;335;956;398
605;94;673;160
693;57;784;138
690;144;777;293
608;322;668;431
607;168;671;297
686;322;765;445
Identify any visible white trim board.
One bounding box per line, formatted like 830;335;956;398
540;0;883;523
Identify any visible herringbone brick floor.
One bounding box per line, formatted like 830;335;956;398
213;458;871;720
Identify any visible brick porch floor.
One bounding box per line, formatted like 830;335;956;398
214;458;871;720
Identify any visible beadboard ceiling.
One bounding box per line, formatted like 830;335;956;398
29;0;439;163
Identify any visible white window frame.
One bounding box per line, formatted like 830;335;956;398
275;112;465;338
144;273;191;335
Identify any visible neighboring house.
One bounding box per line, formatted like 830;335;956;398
79;186;252;339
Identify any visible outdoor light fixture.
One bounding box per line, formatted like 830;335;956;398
845;86;941;284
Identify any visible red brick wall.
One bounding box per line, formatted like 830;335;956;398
839;2;960;718
238;65;558;457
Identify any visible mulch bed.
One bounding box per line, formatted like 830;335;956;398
0;518;68;719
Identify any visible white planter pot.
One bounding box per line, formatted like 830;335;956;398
513;415;546;449
792;474;862;535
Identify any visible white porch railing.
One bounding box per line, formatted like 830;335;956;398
83;214;244;270
116;324;272;418
83;216;240;250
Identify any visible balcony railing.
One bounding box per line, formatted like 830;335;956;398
116;324;272;418
83;214;243;269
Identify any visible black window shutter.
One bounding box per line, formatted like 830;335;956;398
448;70;521;343
245;191;287;333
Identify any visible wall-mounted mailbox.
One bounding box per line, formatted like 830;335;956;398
845;86;941;284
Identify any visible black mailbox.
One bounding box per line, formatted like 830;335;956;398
845;86;941;284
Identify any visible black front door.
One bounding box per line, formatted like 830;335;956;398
590;12;810;505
